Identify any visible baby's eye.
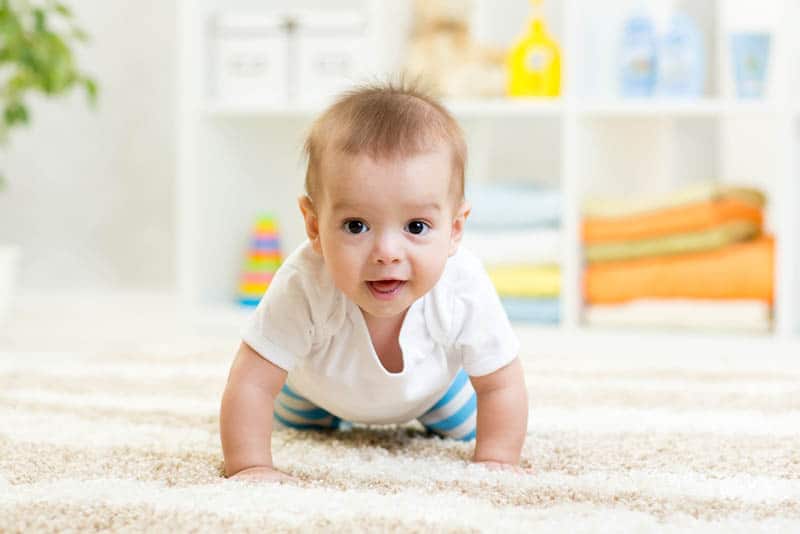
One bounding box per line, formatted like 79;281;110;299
405;220;430;236
343;219;369;234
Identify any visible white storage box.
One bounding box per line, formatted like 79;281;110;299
294;11;367;105
213;13;289;106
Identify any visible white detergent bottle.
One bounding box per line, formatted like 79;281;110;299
657;8;706;97
619;1;658;98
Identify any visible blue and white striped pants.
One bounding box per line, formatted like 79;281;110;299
273;369;477;441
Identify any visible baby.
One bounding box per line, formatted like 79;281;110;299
220;82;529;482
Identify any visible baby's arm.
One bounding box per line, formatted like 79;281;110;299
220;341;293;481
469;357;529;468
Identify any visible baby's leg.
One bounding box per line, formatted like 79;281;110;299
417;369;476;441
273;384;342;430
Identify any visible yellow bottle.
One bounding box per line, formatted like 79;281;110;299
507;0;561;98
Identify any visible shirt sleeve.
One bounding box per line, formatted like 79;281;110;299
240;265;315;371
452;252;520;377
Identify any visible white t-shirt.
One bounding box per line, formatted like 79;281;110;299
241;241;519;425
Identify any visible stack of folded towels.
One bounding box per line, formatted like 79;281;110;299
463;183;562;325
582;182;773;333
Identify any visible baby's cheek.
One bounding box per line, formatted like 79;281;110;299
420;256;448;289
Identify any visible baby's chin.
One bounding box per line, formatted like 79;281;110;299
358;305;410;320
355;286;417;318
357;296;412;318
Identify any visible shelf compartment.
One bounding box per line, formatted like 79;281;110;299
577;114;782;336
574;0;721;100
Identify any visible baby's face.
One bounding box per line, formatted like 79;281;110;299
305;147;466;320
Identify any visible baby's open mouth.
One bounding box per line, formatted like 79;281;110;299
366;279;406;300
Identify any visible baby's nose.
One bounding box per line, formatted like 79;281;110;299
376;255;401;265
372;233;402;264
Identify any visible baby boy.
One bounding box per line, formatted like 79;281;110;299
220;82;529;482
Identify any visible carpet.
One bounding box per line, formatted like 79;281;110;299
1;300;799;532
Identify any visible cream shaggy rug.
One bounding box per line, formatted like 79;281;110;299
1;295;799;532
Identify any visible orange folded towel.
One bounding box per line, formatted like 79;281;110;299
582;198;763;244
584;236;774;304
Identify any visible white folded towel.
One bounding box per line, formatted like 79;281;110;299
584;299;772;333
463;229;561;266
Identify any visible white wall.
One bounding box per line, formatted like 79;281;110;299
0;1;177;292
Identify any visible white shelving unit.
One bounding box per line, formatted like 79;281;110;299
178;0;800;354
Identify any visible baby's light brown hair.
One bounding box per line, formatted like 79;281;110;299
303;81;467;205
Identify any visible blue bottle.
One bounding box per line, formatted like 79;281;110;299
657;12;706;97
731;32;771;99
619;7;657;97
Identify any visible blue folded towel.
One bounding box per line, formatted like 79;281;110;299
466;183;561;229
501;298;561;324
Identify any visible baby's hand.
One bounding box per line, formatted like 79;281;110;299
228;466;299;483
473;460;535;475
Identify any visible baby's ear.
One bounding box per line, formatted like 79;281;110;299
448;200;471;256
298;195;322;254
